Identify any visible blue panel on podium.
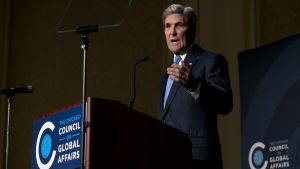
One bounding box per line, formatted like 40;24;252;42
32;103;82;169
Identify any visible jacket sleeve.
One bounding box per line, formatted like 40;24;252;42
199;54;233;115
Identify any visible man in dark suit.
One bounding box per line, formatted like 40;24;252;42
157;4;233;169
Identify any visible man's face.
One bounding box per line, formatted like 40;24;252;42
164;13;193;54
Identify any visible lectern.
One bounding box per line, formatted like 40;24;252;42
32;97;192;169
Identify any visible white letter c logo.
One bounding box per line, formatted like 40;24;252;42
36;121;56;169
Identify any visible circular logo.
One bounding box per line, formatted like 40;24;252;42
36;121;56;169
253;149;264;166
249;142;268;169
41;134;52;159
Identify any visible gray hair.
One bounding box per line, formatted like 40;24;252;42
162;4;197;31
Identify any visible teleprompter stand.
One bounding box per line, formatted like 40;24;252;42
75;25;98;169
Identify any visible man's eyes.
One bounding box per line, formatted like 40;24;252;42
176;23;185;27
165;23;185;28
165;23;171;28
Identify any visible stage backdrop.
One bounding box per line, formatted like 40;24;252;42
239;34;300;169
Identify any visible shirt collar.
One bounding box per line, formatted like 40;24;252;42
173;53;187;62
173;42;194;61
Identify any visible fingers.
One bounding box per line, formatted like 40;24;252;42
171;61;190;72
167;60;190;84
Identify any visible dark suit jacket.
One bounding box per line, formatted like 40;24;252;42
157;43;233;167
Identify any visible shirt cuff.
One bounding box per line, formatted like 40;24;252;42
189;82;201;99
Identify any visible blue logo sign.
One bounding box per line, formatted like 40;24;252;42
32;104;82;169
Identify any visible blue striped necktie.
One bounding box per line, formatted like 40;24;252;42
163;55;181;108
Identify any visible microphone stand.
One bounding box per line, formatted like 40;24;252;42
129;56;150;107
4;93;14;169
1;86;33;169
76;25;98;169
129;61;138;107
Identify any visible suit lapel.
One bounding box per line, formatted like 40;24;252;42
164;80;180;112
184;43;201;69
158;73;168;115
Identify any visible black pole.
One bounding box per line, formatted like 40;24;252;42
76;25;98;169
5;97;12;169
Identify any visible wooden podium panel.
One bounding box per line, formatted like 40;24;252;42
85;97;192;169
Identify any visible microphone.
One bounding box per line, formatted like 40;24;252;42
0;85;34;97
129;56;150;107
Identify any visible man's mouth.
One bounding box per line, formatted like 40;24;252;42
170;39;180;45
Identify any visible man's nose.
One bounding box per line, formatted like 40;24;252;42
171;27;177;36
